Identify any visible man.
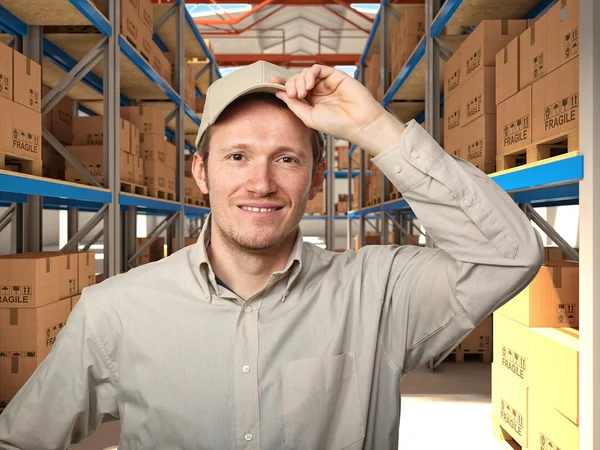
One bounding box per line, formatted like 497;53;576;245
0;61;543;449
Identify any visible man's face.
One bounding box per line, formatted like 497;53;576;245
193;98;325;252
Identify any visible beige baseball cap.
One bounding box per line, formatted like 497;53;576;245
194;60;325;147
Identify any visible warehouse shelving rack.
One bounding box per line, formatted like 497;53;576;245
346;0;599;445
0;0;220;276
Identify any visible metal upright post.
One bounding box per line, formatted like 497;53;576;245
174;0;186;251
325;135;335;250
104;0;121;276
425;0;441;143
14;26;44;253
359;65;366;249
380;1;390;245
125;206;137;269
579;0;599;446
68;208;78;241
347;146;352;250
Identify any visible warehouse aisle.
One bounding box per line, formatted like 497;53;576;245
399;359;503;449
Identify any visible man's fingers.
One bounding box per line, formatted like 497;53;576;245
295;76;307;99
275;91;314;127
268;76;287;86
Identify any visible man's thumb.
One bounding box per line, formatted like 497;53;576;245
275;91;314;128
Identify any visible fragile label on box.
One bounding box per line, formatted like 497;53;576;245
12;127;41;156
447;110;460;131
45;320;67;348
0;74;9;97
466;94;483;120
0;285;33;306
503;115;530;147
466;49;482;78
466;139;484;163
543;93;578;132
564;28;579;60
447;70;460;95
501;344;527;380
557;303;577;324
539;433;559;450
0;351;36;358
533;52;545;79
500;399;525;439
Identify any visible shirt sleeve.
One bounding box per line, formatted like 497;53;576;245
370;119;544;374
0;292;119;450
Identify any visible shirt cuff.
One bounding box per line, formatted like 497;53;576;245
370;119;447;193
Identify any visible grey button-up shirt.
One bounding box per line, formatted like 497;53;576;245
0;120;543;449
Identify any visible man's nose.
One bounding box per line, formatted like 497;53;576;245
245;161;277;196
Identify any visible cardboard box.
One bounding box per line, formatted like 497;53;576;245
72;116;131;152
461;114;496;173
0;42;13;100
0;297;71;409
495;36;520;105
498;262;579;328
444;127;461;158
546;0;579;74
64;146;133;184
0;254;61;309
130;123;140;156
0;96;42;160
71;294;82;310
338;148;360;170
163;141;177;170
165;167;176;195
137;236;165;263
461;66;495;126
520;14;548;90
461;20;527;83
531;56;579;143
306;191;324;215
444;84;462;139
121;0;140;51
76;252;96;293
184;176;196;199
121;106;165;135
42;145;66;180
152;44;172;85
13;51;41;112
144;159;169;192
492;362;529;448
493;313;579;425
137;16;153;62
138;0;153;32
196;95;206;114
185;158;194;178
496;86;532;155
444;46;462;99
133;157;144;185
459;315;492;352
41;85;73;144
135;237;151;266
528;390;579;450
392;34;421;80
398;7;425;39
140;133;164;155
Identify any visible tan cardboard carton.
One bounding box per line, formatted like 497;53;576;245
120;106;165;135
76;252;96;293
130;123;140;156
461;66;496;126
137;15;152;62
184;176;196;199
546;0;579;74
461;20;527;83
133;157;145;185
144;159;169;192
519;14;548;90
461;114;496;173
71;294;82;310
64;146;133;184
0;254;61;308
72;116;131;152
444;127;461;158
185;158;194;177
165;167;176;195
151;43;172;85
13;51;41;112
496;86;532;155
120;0;141;51
138;0;153;32
444;46;462;99
492;362;528;448
444;83;462;139
0;96;42;160
163;141;177;170
0;42;13;101
495;36;520;105
459;315;492;352
528;390;579;450
497;262;579;328
337;148;360;170
531;56;579;143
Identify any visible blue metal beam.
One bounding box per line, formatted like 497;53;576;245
431;0;463;37
0;5;27;36
185;204;211;218
184;8;221;79
513;183;579;205
382;37;426;106
120;193;181;213
153;34;170;53
302;215;349;220
69;0;112;36
355;7;382;80
524;0;558;19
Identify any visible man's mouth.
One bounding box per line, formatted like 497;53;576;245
239;206;283;213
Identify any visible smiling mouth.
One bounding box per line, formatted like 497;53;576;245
239;206;283;213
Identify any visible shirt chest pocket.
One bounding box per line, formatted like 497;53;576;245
282;351;366;450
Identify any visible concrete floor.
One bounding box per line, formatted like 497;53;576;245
69;359;503;450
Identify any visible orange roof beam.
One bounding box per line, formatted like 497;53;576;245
194;0;277;25
215;53;361;67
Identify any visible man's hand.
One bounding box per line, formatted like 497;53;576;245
269;65;407;156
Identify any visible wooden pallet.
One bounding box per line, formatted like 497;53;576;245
492;418;524;450
148;187;175;201
450;348;492;364
390;191;402;200
0;152;42;176
184;197;201;206
497;130;578;171
121;181;148;196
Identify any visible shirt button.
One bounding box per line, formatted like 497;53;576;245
245;433;253;441
411;151;420;159
242;365;250;374
245;306;252;314
463;199;472;208
394;164;402;173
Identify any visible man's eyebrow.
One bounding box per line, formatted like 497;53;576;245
217;143;251;154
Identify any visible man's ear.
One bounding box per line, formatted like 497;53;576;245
308;159;326;200
192;152;209;195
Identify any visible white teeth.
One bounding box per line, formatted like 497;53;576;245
241;206;277;212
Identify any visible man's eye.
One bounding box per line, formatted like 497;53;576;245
228;154;244;161
280;156;297;163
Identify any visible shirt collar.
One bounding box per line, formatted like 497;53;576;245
193;214;304;303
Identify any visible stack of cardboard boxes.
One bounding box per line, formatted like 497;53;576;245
121;106;176;198
390;7;425;82
184;157;207;205
65;115;136;185
496;0;579;170
42;85;74;180
0;251;96;412
492;247;579;449
443;20;527;173
0;42;42;175
364;54;382;102
306;190;325;215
